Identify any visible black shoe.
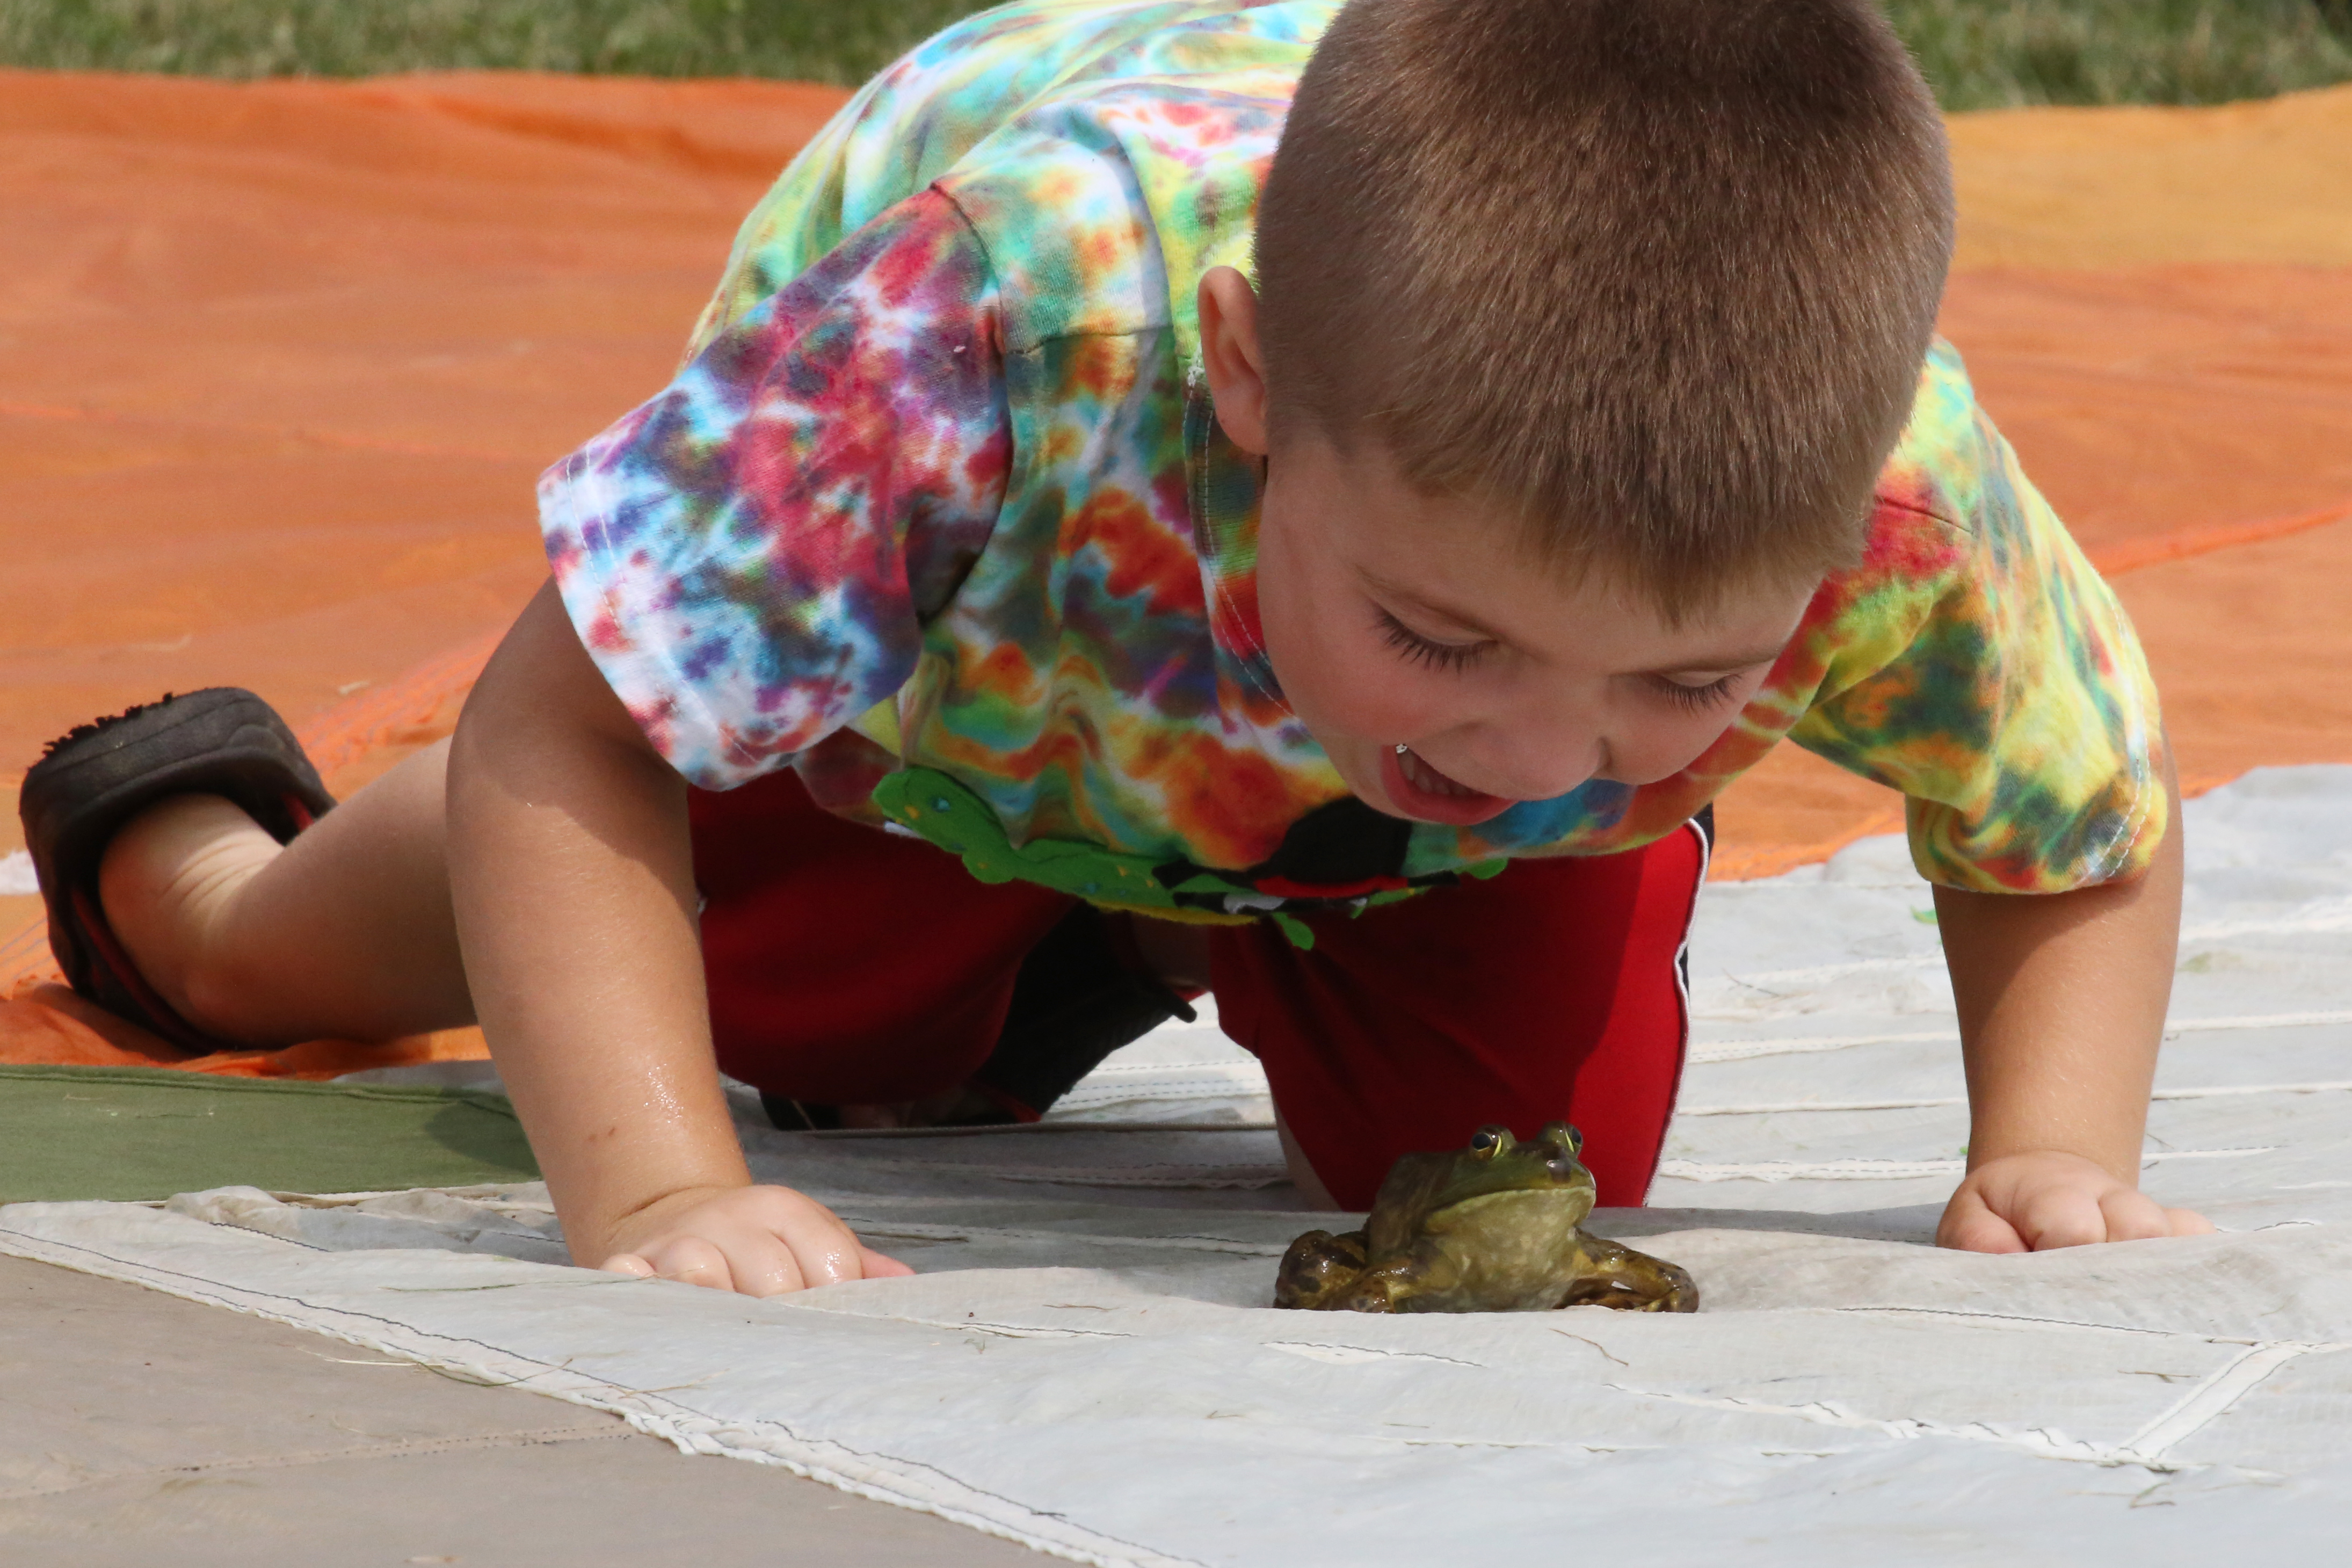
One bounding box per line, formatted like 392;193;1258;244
18;688;335;1054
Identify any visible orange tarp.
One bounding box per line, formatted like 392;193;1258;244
3;71;2349;1073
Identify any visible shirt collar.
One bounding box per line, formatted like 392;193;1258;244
1182;366;1286;709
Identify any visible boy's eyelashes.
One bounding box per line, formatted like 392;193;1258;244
1369;602;1758;709
1645;672;1746;713
1374;607;1492;673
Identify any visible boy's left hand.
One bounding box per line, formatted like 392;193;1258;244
1939;1150;2215;1253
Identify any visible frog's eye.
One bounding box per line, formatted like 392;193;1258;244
1469;1126;1508;1157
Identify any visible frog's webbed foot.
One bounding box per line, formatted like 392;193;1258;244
1330;1257;1433;1313
1275;1228;1371;1309
1558;1235;1700;1313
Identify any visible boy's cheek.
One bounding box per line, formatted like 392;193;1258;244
1602;713;1748;787
1264;610;1422;740
1287;658;1450;747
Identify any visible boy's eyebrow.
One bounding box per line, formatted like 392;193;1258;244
1360;575;1511;642
1642;643;1792;676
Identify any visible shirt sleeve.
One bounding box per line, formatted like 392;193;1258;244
1785;344;2169;894
537;187;1011;789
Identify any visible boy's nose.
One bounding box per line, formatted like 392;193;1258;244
1462;724;1605;803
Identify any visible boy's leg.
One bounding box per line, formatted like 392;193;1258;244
98;739;1164;1102
98;737;469;1045
688;768;1083;1111
1207;816;1711;1210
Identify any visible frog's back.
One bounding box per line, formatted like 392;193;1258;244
1359;1148;1464;1254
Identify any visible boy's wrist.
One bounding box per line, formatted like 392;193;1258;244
1962;1146;2128;1186
575;1178;751;1266
1964;1141;2139;1188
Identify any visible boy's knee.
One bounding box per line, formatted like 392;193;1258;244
171;935;285;1047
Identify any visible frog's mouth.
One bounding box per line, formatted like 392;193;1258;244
1435;1185;1596;1224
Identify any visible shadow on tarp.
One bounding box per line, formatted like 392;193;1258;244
0;1064;538;1203
1595;1204;1944;1247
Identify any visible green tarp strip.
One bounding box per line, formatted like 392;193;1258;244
0;1064;539;1203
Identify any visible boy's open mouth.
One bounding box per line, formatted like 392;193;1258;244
1382;744;1515;827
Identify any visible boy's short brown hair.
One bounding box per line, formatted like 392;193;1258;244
1254;0;1954;616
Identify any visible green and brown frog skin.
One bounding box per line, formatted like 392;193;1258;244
1274;1123;1699;1314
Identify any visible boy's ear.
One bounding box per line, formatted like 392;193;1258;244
1197;266;1270;456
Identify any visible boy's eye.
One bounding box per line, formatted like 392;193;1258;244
1648;672;1744;713
1375;608;1490;673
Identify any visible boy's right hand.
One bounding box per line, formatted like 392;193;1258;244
448;586;913;1304
597;1184;914;1296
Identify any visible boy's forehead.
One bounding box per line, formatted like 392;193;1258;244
1274;427;1817;664
1326;475;1816;672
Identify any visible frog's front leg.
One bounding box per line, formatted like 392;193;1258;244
1556;1233;1700;1313
1275;1228;1371;1309
1329;1240;1472;1313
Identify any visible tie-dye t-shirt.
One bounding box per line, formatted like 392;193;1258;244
539;0;2166;925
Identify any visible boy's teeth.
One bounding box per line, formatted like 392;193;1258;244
1400;746;1472;798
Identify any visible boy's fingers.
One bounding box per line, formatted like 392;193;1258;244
1942;1157;2208;1254
778;1222;864;1290
1942;1213;2027;1254
2013;1187;2109;1250
1936;1187;2027;1253
587;1188;914;1298
737;1188;871;1289
714;1236;808;1298
642;1235;737;1293
2097;1187;2174;1243
859;1246;916;1279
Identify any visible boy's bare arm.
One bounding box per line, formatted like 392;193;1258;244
447;580;908;1293
1933;753;2212;1251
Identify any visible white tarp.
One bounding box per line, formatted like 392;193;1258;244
5;764;2351;1563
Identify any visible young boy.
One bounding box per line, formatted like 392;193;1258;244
27;0;2209;1298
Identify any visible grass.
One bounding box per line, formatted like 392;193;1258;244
0;0;1000;85
1888;0;2352;108
0;0;2348;104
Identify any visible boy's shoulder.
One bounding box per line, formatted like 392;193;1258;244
1870;339;1999;541
1792;339;2090;692
701;0;1334;357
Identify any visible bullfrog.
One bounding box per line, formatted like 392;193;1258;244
1274;1122;1698;1313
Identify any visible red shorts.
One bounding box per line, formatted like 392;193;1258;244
689;771;1707;1209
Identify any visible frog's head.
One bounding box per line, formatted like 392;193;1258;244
1361;1121;1601;1257
1431;1122;1594;1209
